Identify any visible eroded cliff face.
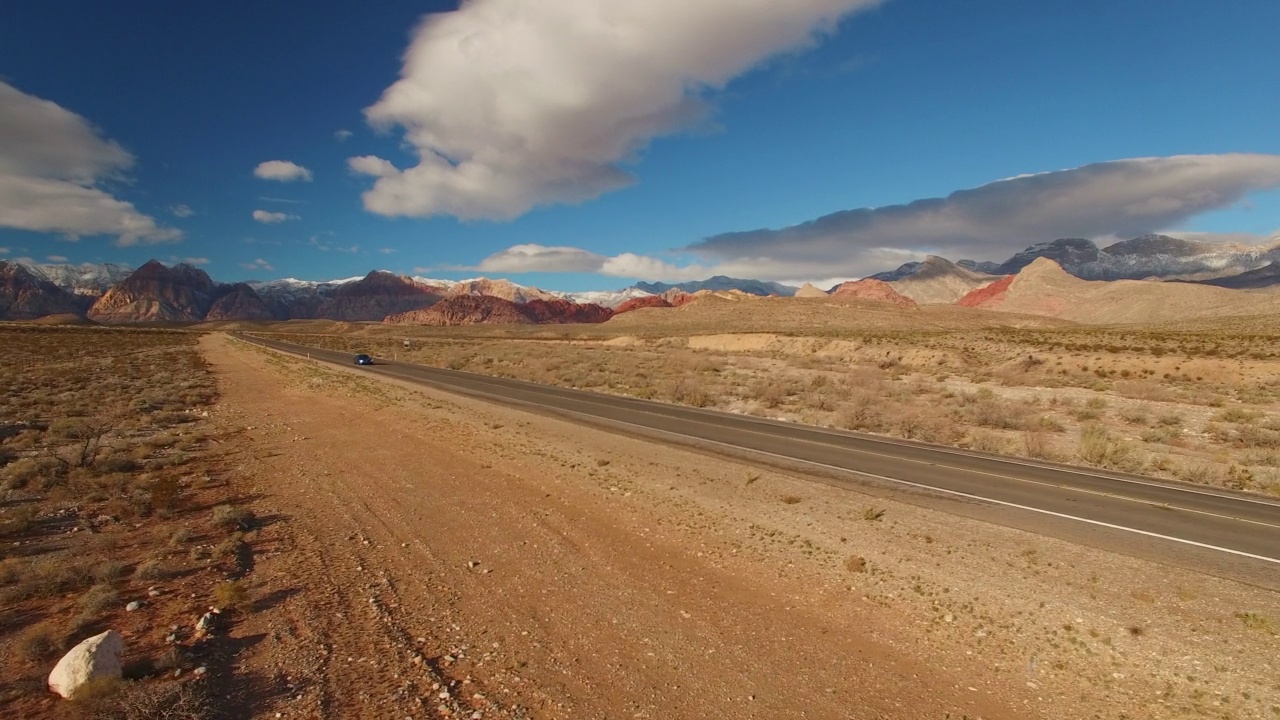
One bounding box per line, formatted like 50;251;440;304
87;261;220;323
0;262;85;320
313;271;445;321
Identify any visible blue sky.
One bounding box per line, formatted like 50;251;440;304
2;0;1279;290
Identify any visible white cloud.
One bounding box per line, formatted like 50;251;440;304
252;209;299;224
168;256;210;266
170;203;194;218
355;0;882;221
258;196;306;204
242;258;273;272
254;160;313;182
46;254;68;262
0;81;183;246
348;155;399;179
335;129;353;142
0;247;8;255
306;235;358;253
691;154;1280;276
475;243;712;281
378;247;397;254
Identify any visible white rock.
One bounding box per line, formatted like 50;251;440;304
126;601;141;612
47;630;124;699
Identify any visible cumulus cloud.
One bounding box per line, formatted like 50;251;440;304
0;81;182;246
475;243;713;281
353;0;881;221
334;129;353;142
690;154;1280;277
254;160;313;182
170;204;194;218
348;155;399;179
173;256;210;266
242;258;273;272
252;209;299;224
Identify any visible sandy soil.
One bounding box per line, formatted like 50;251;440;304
203;334;1280;720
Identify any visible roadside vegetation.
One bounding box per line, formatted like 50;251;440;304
0;325;260;719
258;323;1280;495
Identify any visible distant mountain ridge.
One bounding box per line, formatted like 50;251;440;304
634;275;797;297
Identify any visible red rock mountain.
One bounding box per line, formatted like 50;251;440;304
0;261;85;320
385;295;614;326
520;298;613;324
614;295;673;314
828;279;918;308
314;271;445;321
205;283;278;321
87;260;221;323
385;295;532;326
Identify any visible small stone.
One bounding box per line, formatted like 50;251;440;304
148;590;161;597
943;613;954;623
193;666;208;676
126;601;142;612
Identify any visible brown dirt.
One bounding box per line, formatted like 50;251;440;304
204;334;1033;719
203;334;1280;720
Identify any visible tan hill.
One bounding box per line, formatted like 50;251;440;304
793;283;828;298
829;279;917;308
0;261;85;320
87;260;220;323
604;295;1066;336
447;278;560;304
889;256;1003;304
958;257;1280;324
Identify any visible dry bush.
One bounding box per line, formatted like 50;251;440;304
77;583;119;615
1078;424;1141;472
134;559;165;580
844;555;868;572
0;557;93;604
836;394;886;432
1023;431;1057;460
968;431;1010;454
16;622;60;662
211;504;254;532
213;580;251;612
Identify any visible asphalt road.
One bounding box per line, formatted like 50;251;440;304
234;333;1280;585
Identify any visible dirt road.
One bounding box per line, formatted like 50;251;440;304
203;334;1034;719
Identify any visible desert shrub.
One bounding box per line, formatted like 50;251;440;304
1156;413;1184;427
211;504;254;532
77;583;119;615
836;395;885;432
1078;424;1140;471
967;399;1030;430
213;580;251;612
17;622;60;662
1023;431;1057;460
844;555;868;572
1119;407;1150;425
1;456;62;490
76;678;216;720
92;561;129;584
968;431;1010;454
0;557;93;603
1233;425;1280;449
1215;407;1262;424
1140;426;1182;445
134;559;165;580
169;527;192;545
147;476;182;513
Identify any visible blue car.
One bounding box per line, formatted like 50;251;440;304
354;354;373;366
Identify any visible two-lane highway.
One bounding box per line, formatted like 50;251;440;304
234;333;1280;587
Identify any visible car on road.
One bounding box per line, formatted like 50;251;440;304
354;354;373;366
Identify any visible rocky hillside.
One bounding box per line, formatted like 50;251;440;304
828;279;917;308
614;295;673;314
793;283;829;298
888;256;1003;304
386;295;613;326
0;262;86;320
312;271;444;321
87;260;222;323
1189;261;1280;290
956;258;1280;324
205;283;278;321
445;278;559;304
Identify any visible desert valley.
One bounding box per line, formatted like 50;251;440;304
3;234;1280;719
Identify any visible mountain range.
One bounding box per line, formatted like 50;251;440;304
3;232;1279;324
